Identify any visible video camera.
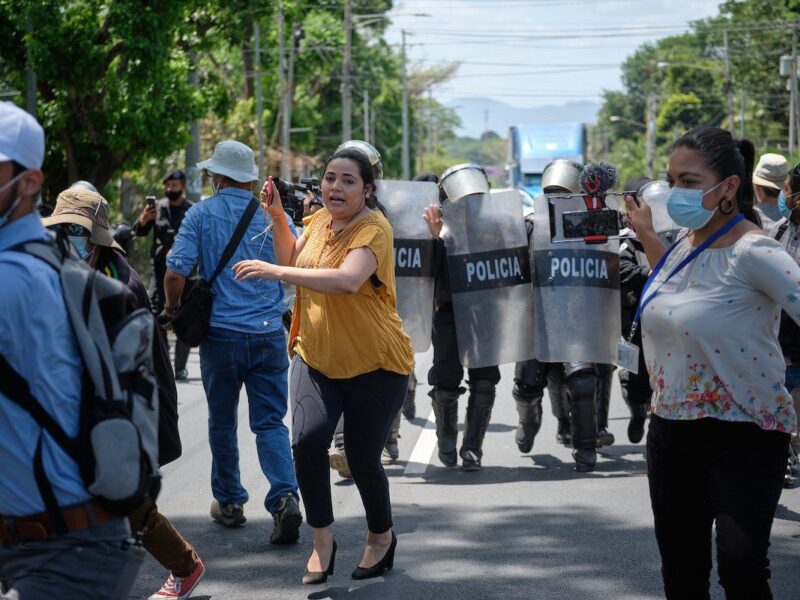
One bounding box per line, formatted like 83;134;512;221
273;177;323;226
548;162;629;245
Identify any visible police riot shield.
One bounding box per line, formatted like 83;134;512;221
378;180;439;353
639;180;682;246
441;186;536;368
532;193;621;364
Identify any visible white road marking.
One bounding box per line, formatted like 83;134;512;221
404;408;438;476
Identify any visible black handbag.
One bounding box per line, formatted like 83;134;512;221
171;197;259;347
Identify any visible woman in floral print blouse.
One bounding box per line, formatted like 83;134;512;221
625;127;798;600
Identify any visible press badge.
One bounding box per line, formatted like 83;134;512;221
615;337;639;374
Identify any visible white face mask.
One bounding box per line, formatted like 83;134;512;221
0;170;28;228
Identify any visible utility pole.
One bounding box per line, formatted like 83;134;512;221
723;30;735;136
363;90;370;144
24;19;36;117
645;93;656;179
401;29;410;180
790;34;798;163
185;51;201;203
254;22;265;181
282;22;302;180
278;8;289;179
794;27;800;161
342;0;352;142
739;89;745;139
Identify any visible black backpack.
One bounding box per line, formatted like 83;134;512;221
0;237;160;528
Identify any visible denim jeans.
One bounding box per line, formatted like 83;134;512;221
199;327;298;514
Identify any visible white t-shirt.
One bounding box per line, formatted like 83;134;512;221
641;232;798;433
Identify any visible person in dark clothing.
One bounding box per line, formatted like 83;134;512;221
133;169;194;380
423;175;501;472
43;187;205;600
618;176;654;443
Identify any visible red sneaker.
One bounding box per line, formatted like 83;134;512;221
148;559;205;600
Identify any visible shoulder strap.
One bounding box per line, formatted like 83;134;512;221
776;221;790;241
207;197;259;286
0;354;78;459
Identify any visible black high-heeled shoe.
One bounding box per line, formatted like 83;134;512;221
302;539;337;585
351;531;396;580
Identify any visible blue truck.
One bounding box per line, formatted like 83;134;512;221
506;122;587;203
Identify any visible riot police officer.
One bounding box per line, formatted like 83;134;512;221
516;159;622;472
423;166;503;471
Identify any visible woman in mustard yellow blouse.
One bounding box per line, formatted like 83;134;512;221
233;148;414;585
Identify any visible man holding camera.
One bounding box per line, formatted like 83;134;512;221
134;170;194;380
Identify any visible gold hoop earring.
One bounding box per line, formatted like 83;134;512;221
719;197;735;215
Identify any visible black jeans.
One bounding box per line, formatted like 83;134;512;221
647;415;789;600
290;356;408;531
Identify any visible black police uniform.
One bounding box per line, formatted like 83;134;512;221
512;212;612;472
427;239;501;469
618;236;652;443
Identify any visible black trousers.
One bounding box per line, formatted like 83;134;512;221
647;415;789;600
290;356;408;531
428;304;500;390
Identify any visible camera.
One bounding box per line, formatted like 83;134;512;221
145;195;156;209
273;177;323;226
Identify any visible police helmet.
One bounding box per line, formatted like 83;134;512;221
336;140;383;180
541;159;583;194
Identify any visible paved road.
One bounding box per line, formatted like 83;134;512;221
130;342;800;599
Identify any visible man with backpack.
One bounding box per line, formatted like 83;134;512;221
0;102;144;598
44;186;205;600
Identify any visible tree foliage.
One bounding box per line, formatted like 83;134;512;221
597;0;798;183
0;0;458;202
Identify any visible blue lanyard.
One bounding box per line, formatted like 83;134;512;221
628;214;745;340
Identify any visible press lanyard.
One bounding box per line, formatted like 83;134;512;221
627;214;744;341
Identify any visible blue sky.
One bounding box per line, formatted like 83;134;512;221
384;0;722;108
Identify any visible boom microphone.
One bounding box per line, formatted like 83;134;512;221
580;162;617;196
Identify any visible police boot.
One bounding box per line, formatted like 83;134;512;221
512;383;543;453
430;387;461;467
548;378;572;446
460;380;496;471
382;411;401;465
566;369;597;472
402;372;417;420
595;366;615;448
627;403;648;444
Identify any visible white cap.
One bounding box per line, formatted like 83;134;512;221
197;140;259;183
0;101;45;170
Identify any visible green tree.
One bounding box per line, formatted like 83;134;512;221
0;0;207;200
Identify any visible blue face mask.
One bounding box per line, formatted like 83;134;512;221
67;235;92;260
666;180;725;230
778;190;800;219
0;171;27;229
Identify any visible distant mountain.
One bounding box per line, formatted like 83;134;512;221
446;97;600;139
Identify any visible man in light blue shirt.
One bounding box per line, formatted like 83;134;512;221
0;101;142;599
164;140;302;544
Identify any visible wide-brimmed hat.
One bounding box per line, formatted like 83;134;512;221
42;187;124;253
753;153;788;190
197;140;259;183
